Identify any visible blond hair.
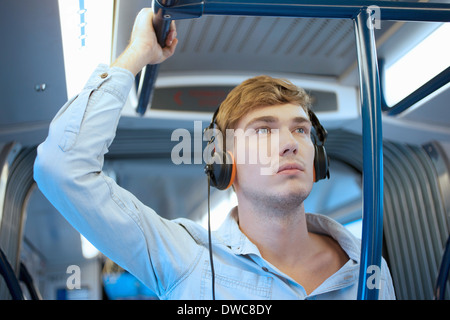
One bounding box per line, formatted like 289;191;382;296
215;75;312;132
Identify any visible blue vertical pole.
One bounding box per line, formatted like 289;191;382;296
354;8;384;300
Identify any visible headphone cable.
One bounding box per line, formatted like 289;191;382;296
207;172;216;300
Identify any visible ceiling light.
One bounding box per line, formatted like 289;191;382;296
384;23;450;106
58;0;114;98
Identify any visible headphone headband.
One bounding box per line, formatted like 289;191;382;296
206;107;220;132
308;109;327;145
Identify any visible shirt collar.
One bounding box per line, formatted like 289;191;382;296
215;206;361;263
214;207;261;256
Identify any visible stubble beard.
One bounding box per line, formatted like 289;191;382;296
239;178;313;223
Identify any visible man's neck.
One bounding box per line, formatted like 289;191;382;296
236;197;316;267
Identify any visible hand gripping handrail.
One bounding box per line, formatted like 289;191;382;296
136;0;204;115
136;0;174;115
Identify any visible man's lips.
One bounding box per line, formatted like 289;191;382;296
276;163;305;174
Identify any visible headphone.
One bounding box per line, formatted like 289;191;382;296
308;109;331;183
204;106;330;190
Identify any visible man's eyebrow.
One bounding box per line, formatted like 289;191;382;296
244;115;312;130
244;116;279;130
291;116;312;126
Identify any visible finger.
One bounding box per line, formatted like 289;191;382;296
162;38;178;59
165;21;177;46
165;29;177;47
169;20;176;32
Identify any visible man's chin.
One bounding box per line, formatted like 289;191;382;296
258;188;311;209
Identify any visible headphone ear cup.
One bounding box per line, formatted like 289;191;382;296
208;151;236;190
313;145;330;182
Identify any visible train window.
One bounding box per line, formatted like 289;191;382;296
384;23;450;106
305;160;363;239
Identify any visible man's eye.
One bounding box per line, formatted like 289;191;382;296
255;128;271;134
295;127;309;134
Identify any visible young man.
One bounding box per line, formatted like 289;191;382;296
34;9;395;299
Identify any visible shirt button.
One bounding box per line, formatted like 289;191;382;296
100;72;108;79
262;267;269;272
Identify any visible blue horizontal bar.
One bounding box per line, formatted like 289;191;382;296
202;0;450;22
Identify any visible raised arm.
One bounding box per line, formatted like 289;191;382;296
33;9;200;298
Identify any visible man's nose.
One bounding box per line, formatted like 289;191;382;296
279;129;298;156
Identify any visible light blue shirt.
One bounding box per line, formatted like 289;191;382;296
34;65;395;300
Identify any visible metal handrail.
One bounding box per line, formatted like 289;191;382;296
353;8;384;300
0;248;24;300
137;0;450;115
137;0;450;300
434;236;450;300
19;262;42;300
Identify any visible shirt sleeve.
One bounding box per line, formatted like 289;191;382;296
33;64;203;297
